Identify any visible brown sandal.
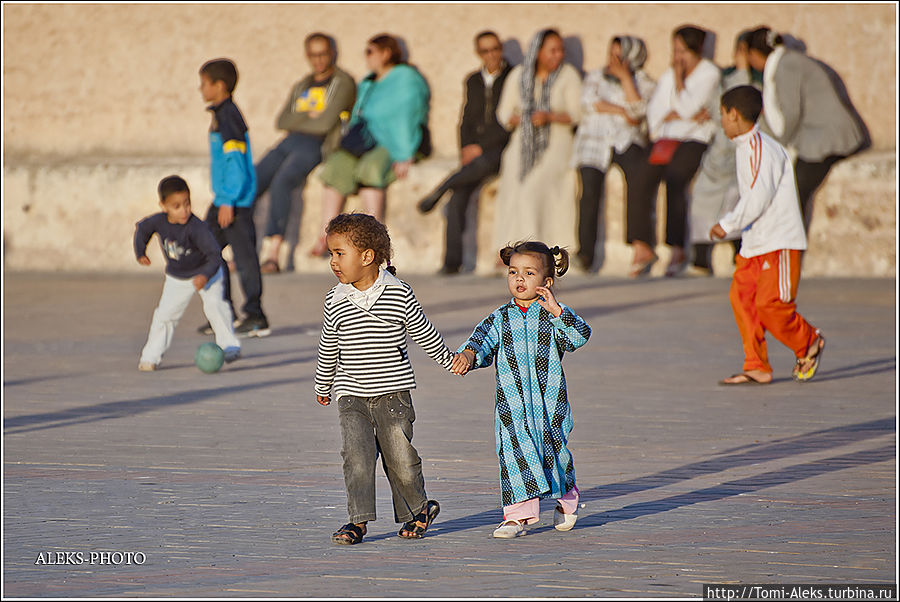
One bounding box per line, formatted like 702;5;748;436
260;260;280;274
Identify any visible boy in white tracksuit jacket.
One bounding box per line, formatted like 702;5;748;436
710;85;824;385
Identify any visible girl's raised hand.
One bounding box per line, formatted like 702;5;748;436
535;286;562;317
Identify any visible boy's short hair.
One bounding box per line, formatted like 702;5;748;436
199;58;238;93
158;175;190;203
721;85;763;124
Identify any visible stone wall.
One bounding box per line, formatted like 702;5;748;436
2;3;897;276
3;150;895;277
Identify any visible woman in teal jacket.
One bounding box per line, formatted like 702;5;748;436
311;34;430;256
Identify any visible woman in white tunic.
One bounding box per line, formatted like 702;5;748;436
491;29;582;262
632;25;720;277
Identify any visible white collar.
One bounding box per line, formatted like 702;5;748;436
733;124;760;146
481;61;505;86
330;268;403;308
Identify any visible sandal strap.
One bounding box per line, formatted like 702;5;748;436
400;500;440;536
335;522;365;538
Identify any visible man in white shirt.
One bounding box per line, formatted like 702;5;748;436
711;85;824;385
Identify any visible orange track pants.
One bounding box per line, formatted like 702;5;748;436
729;249;817;373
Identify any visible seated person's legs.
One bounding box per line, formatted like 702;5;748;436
261;134;324;269
313;150;361;256
355;147;396;223
254;136;294;199
418;151;502;214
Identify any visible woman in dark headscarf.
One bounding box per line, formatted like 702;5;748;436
491;28;583;262
571;35;656;272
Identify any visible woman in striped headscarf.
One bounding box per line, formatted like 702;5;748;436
491;29;582;267
571;35;656;272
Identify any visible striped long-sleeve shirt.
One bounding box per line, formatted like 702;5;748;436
718;125;807;258
314;272;455;400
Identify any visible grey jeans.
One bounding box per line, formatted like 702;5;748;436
337;391;428;524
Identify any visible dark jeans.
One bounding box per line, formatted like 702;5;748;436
337;391;428;524
630;141;708;248
433;150;503;271
254;133;323;238
205;205;265;320
795;155;843;232
577;143;648;268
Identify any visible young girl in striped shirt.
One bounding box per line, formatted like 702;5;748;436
315;213;454;545
452;241;592;538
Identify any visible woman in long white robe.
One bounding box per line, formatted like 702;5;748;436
491;29;582;259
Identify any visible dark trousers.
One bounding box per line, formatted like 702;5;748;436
692;240;742;270
205;205;265;319
254;133;323;238
436;150;502;271
337;391;428;524
795;155;843;231
577;143;648;268
629;141;708;248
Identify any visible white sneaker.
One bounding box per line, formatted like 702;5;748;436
492;520;525;538
138;362;157;372
553;506;577;531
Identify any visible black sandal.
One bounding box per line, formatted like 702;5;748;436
398;500;440;539
332;522;366;545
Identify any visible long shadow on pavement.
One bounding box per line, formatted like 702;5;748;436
805;357;896;383
574;444;894;529
427;417;895;536
3;376;310;435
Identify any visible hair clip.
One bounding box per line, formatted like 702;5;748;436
766;29;779;49
550;246;560;255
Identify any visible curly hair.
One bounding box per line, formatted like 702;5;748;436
326;213;395;274
499;240;569;278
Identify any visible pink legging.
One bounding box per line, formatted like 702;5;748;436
503;486;580;525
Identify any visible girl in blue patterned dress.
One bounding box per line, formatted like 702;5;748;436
451;241;591;538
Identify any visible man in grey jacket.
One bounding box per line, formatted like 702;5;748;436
255;32;356;273
747;28;868;232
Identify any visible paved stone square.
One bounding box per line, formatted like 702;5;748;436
2;271;896;598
